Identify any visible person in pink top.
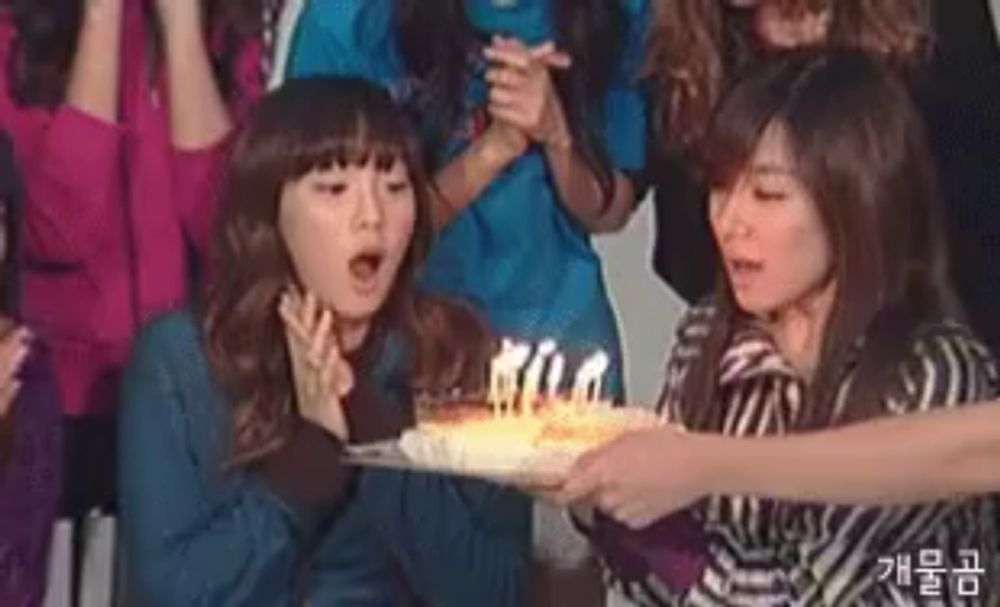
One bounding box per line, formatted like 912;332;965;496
0;0;277;595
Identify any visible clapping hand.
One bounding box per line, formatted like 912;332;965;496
484;37;573;149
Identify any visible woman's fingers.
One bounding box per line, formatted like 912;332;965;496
302;290;318;334
528;42;572;69
559;457;604;504
484;44;533;71
487;106;525;131
486;38;571;71
310;309;333;368
488;85;521;108
486;67;526;90
279;295;312;350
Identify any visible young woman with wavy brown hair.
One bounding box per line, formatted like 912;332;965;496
287;3;652;600
118;77;528;607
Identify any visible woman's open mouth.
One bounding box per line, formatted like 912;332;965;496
349;249;385;293
727;256;764;287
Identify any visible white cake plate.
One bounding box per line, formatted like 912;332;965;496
343;440;566;488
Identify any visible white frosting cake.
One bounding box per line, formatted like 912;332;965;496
398;401;661;477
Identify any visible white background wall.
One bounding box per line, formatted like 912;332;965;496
594;196;687;408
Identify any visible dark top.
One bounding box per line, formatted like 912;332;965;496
0;347;62;607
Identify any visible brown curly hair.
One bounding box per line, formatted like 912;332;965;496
201;77;494;464
648;0;933;152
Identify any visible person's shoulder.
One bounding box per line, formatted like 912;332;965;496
135;309;201;354
908;320;995;371
122;310;225;434
128;309;210;384
896;319;998;404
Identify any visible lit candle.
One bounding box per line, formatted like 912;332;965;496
522;340;554;416
573;350;609;407
587;351;609;406
545;353;565;400
505;342;531;416
489;340;514;416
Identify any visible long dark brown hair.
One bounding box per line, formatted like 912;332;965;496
649;0;933;152
202;77;493;464
680;50;955;433
394;0;631;206
1;0;281;108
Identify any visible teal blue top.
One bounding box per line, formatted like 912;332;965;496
118;311;529;606
287;0;650;399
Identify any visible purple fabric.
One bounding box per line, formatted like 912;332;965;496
591;509;708;593
0;348;63;607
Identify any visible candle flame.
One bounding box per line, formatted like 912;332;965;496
488;341;608;417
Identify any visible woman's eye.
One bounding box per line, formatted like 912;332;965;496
386;180;412;194
753;187;787;202
314;182;347;196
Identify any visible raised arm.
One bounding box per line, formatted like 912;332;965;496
706;401;1000;504
65;0;121;122
157;0;243;258
157;0;232;150
24;0;124;264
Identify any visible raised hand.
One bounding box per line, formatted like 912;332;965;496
484;37;573;149
279;288;355;441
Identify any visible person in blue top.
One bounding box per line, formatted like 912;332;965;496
288;0;649;403
118;77;529;607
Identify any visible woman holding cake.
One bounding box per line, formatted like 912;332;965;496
562;50;1000;604
119;77;528;606
564;402;1000;528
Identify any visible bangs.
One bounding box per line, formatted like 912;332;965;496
700;52;822;189
701;81;782;191
244;78;420;183
288;112;410;179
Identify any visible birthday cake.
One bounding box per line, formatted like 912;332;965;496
398;340;661;478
